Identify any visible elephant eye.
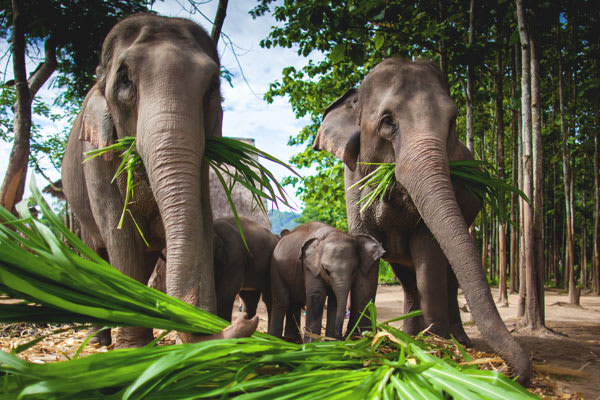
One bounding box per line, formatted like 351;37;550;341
378;113;396;139
115;65;136;103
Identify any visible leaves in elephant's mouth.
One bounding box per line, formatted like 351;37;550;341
0;189;537;400
83;136;299;247
350;160;530;224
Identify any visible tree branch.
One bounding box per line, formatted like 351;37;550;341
28;38;57;98
210;0;228;45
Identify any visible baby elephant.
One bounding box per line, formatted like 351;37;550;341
213;216;279;323
269;222;384;341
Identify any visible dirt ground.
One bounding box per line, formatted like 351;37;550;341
2;286;599;399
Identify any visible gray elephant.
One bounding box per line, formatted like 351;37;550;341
313;58;531;383
61;14;257;347
268;222;384;341
213;216;279;323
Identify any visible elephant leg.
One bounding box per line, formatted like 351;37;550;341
409;226;450;339
239;290;260;318
268;269;287;338
284;305;302;342
261;287;272;331
84;156;157;348
83;244;113;346
391;263;426;336
346;259;379;338
217;291;235;322
304;275;327;342
325;287;337;338
447;266;472;347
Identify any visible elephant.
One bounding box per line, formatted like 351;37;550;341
213;216;279;323
61;14;257;347
313;58;531;383
268;222;384;342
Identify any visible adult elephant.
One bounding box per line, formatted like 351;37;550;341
313;58;531;384
61;14;256;347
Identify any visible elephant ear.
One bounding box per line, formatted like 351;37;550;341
313;88;360;171
78;85;117;159
356;235;385;274
300;238;321;278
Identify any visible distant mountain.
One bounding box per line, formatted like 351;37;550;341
269;209;301;235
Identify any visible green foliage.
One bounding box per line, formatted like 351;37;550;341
0;191;536;399
83;135;298;247
378;260;398;285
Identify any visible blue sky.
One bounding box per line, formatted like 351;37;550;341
0;0;317;212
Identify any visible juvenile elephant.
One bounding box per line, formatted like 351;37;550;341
213;216;279;323
313;58;531;383
61;14;256;347
269;222;384;341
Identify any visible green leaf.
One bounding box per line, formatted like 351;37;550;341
330;43;347;63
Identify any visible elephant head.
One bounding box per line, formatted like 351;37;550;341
301;232;384;339
78;14;222;316
313;59;531;383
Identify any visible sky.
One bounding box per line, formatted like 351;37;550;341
0;0;317;212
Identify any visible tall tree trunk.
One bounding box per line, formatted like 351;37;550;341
465;0;476;153
593;100;600;295
557;16;578;306
510;41;520;294
517;0;544;329
530;27;545;323
0;0;31;213
0;0;57;213
496;13;508;306
581;182;588;289
437;0;448;77
210;0;229;44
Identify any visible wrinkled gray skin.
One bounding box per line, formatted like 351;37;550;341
213;216;279;323
313;59;531;384
61;14;257;347
269;222;384;342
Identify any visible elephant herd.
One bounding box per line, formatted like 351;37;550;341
60;14;531;384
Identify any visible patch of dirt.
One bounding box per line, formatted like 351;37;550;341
2;287;599;399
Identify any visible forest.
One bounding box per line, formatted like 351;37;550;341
250;0;600;325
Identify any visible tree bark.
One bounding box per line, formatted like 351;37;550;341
465;0;475;153
517;0;544;329
530;26;545;323
0;0;31;213
556;15;578;305
0;0;57;213
496;11;508;306
210;0;229;45
509;41;520;294
593;99;600;295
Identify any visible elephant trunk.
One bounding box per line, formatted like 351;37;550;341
333;284;350;339
137;99;217;316
396;137;531;385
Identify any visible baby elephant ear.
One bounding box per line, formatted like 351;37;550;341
300;238;321;278
78;85;117;160
313;88;360;171
356;235;385;275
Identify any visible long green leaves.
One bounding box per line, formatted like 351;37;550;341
349;160;529;224
0;184;537;399
83;135;298;247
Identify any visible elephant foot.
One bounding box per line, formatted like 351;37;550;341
115;326;155;349
87;326;112;346
177;313;259;343
450;325;472;348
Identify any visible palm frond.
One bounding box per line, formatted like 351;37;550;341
350;160;529;224
0;182;536;400
83;136;299;246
